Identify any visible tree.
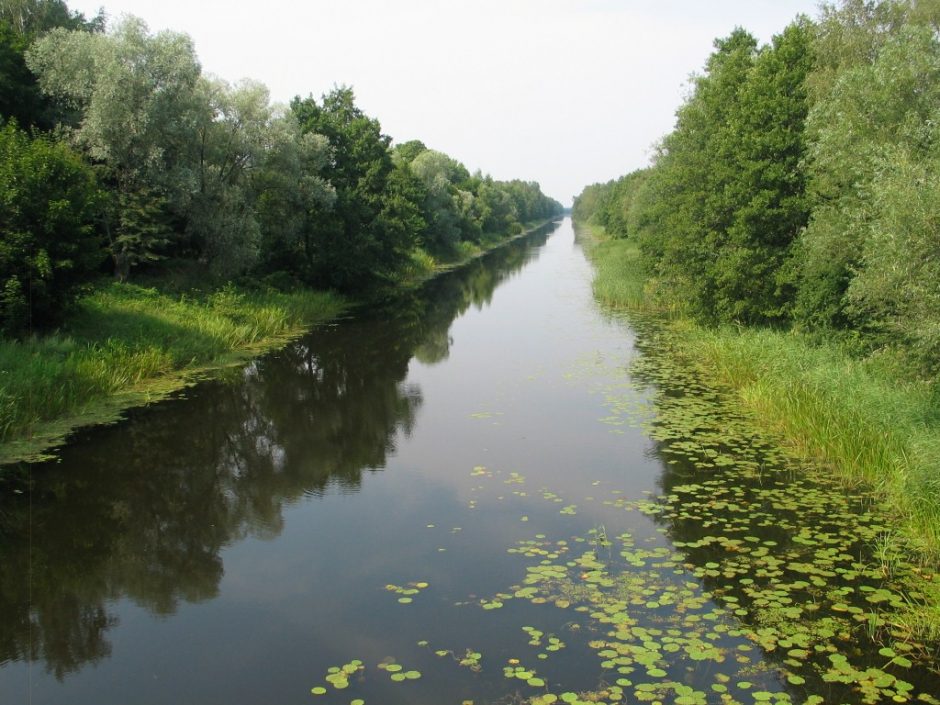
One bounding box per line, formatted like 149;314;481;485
708;19;814;323
618;23;813;325
795;8;940;333
27;16;205;279
291;86;412;291
634;29;759;320
253;114;336;281
0;123;104;334
0;1;102;130
409;149;467;250
0;0;103;36
795;18;940;369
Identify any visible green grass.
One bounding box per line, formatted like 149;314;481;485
581;224;940;638
683;327;940;550
0;282;346;460
396;220;556;288
575;222;670;313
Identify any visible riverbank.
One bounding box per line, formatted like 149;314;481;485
0;284;348;465
397;219;560;288
578;221;940;639
0;220;559;466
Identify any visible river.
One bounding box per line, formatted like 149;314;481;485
1;218;937;705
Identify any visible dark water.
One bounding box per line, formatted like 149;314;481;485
1;219;937;705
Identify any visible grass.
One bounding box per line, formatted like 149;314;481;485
0;281;346;462
396;219;558;288
2;220;557;461
683;326;940;552
580;222;940;638
575;222;671;313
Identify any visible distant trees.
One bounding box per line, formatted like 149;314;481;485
0;1;560;334
573;0;940;372
395;141;563;254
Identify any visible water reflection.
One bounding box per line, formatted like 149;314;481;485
0;223;558;679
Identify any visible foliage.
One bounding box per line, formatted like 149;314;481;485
796;17;940;372
291;86;408;291
629;23;813;325
0;123;103;334
575;0;940;373
189;78;335;278
0;0;102;129
27;16;204;276
397;141;562;256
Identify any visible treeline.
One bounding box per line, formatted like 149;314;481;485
573;0;940;375
0;0;562;336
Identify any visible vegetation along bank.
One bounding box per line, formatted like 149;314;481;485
0;0;563;463
575;0;940;635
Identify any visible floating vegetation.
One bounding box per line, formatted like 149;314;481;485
310;660;364;694
433;647;484;672
384;581;429;604
504;660;546;687
309;318;940;705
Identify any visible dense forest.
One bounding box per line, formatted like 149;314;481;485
0;0;563;336
574;0;940;376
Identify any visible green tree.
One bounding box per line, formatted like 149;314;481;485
0;0;102;129
27;16;206;279
253;115;336;282
291;86;412;291
795;18;940;369
409;149;467;250
637;29;759;320
0;123;104;334
795;10;940;333
709;19;814;323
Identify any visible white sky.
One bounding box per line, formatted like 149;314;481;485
68;0;821;205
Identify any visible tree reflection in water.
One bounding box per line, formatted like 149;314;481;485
0;223;557;679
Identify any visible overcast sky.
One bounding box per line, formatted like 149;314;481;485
68;0;821;205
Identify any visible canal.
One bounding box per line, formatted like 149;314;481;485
1;218;936;704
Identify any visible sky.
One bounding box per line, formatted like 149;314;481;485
68;0;822;206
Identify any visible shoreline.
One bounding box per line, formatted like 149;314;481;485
0;219;560;468
576;220;940;640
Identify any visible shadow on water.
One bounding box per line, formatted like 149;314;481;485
0;223;559;679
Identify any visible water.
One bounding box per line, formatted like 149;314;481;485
1;219;937;705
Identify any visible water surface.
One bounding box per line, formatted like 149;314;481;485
1;219;936;705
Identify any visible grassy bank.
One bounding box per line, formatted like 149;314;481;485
0;282;346;464
398;220;559;288
1;220;558;466
578;222;940;637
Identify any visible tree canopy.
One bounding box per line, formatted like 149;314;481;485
0;2;561;332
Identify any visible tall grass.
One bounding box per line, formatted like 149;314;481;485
576;223;669;313
0;282;346;448
684;327;940;555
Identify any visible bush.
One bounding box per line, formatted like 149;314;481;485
0;123;104;334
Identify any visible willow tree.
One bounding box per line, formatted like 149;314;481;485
27;16;205;279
